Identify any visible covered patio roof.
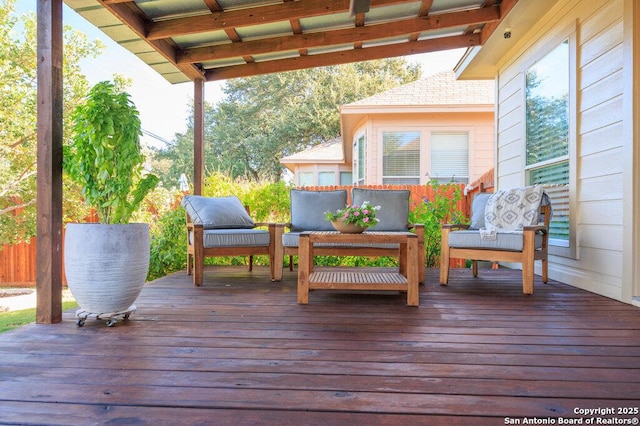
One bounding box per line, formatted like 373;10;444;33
63;0;517;84
37;0;528;324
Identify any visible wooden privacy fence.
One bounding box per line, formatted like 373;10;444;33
299;184;469;217
0;237;37;286
1;175;496;285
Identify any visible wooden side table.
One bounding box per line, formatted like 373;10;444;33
297;231;419;306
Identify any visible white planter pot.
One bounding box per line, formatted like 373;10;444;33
64;223;149;313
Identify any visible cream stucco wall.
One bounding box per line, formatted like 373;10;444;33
492;0;638;303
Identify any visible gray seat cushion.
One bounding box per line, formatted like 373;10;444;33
188;229;270;248
447;230;543;251
290;189;347;232
351;188;409;232
181;195;255;229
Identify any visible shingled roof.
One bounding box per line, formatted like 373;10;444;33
281;137;343;164
344;70;494;107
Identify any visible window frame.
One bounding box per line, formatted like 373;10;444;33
430;132;470;184
381;130;421;185
353;133;366;185
522;24;577;259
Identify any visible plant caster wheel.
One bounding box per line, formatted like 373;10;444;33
74;305;136;327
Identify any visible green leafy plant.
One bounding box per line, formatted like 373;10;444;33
64;81;159;224
409;181;468;267
324;202;380;228
148;208;186;281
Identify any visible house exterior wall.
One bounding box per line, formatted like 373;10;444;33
494;0;637;303
352;111;494;185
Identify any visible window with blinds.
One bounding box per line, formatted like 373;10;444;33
382;131;420;184
298;172;313;186
430;133;469;183
525;39;570;246
318;172;335;186
340;172;352;185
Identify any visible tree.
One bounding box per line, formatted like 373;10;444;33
0;0;104;243
153;58;420;184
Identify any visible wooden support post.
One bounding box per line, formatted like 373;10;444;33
193;79;205;195
36;0;64;324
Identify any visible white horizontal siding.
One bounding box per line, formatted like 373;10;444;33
495;0;629;301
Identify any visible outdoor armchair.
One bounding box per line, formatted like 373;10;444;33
181;195;276;286
439;185;551;294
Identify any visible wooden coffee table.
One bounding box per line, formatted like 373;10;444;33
297;231;419;306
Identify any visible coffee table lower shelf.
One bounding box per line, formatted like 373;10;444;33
308;271;408;290
300;269;418;306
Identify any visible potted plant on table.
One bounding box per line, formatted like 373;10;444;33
63;81;159;325
324;201;380;233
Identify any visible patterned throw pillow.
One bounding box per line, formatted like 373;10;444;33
484;185;544;231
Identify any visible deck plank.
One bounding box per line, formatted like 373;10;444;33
1;266;639;424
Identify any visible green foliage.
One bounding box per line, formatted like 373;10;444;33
65;81;159;224
147;208;187;281
409;181;468;267
0;0;104;244
146;176;469;279
151;59;421;185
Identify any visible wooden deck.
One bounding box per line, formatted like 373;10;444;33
1;266;639;425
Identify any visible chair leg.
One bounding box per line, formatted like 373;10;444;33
194;256;204;287
289;255;294;271
472;260;478;277
248;255;253;271
542;258;548;283
522;266;534;294
187;253;193;275
272;224;283;281
193;227;204;286
522;230;535;294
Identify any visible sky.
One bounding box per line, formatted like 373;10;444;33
16;1;466;145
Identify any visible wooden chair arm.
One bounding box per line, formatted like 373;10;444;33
442;223;470;230
254;221;275;228
523;225;548;234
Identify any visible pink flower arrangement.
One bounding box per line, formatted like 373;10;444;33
324;201;380;228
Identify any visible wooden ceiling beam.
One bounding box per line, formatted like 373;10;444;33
205;33;481;81
146;0;411;41
178;7;499;64
99;0;205;81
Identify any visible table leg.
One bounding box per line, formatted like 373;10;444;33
406;236;419;306
297;233;310;304
399;240;407;277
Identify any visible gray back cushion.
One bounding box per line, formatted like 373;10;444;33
470;192;492;229
351;188;409;231
181;195;255;229
290;189;347;232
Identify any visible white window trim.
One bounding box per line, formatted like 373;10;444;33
522;21;578;259
353;132;366;185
